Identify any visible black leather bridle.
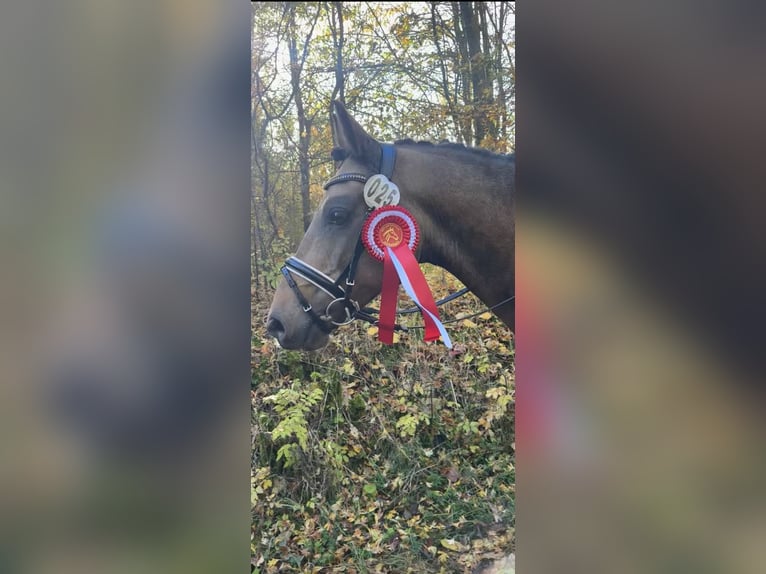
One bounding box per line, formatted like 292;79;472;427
280;144;398;334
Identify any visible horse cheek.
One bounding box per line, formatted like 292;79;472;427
353;257;385;307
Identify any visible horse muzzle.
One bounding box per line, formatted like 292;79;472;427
266;285;334;351
265;312;332;351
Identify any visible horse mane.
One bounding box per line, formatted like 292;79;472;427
329;140;514;167
393;138;515;161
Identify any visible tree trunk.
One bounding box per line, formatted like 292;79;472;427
494;2;508;145
430;2;463;141
451;2;473;145
261;154;280;246
478;2;498;142
459;1;491;146
251;82;278;283
251;109;261;295
288;3;313;231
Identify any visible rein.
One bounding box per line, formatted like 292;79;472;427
397;294;515;331
280;144;509;337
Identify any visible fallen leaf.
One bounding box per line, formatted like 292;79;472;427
443;466;460;483
363;483;378;497
440;538;467;552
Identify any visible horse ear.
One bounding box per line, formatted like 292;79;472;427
331;100;381;167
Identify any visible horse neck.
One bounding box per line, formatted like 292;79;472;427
397;147;515;325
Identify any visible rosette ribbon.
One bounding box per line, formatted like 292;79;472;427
362;206;452;348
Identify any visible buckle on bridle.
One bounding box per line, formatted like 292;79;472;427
324;297;359;326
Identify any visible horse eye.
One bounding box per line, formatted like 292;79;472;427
326;206;349;226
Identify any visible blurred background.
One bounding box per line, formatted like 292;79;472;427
518;0;766;572
0;1;250;573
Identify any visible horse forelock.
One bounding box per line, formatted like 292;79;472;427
330;147;349;162
329;148;380;174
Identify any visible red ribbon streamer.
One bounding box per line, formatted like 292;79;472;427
378;253;399;344
377;243;443;345
391;244;442;342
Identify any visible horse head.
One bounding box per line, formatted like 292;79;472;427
267;101;515;350
266;101;390;350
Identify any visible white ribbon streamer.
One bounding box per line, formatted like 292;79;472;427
387;247;453;348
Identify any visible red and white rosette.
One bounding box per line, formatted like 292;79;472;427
362;206;452;348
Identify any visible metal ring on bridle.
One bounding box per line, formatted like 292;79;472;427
324;297;359;326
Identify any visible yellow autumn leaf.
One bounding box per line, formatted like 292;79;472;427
368;326;399;343
440;538;466;552
486;387;504;399
479;311;493;320
341;359;355;375
462;319;478;328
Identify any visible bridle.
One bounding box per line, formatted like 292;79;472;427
280;144;398;334
279;144;515;335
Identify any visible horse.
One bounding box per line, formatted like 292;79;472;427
267;100;514;350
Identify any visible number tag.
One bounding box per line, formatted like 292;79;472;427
363;174;400;208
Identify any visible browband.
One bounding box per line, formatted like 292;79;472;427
323;173;368;190
322;143;397;190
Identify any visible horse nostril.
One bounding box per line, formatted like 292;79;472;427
266;316;285;339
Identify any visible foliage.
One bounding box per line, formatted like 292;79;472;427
252;267;515;573
264;382;325;468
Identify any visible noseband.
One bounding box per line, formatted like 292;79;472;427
280;144;398;334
